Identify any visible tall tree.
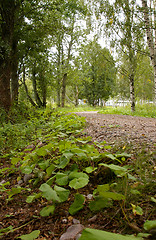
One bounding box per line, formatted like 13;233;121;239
98;0;144;111
0;0;19;110
141;0;156;103
79;40;116;106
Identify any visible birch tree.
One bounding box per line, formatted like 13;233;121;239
141;0;156;103
99;0;144;111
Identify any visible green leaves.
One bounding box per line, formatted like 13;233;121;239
99;163;128;177
18;230;40;240
143;220;156;231
89;196;112;212
89;184;125;212
40;205;55;217
79;228;142;240
39;183;60;202
69;172;89;189
97;184;125;200
55;173;69;186
131;204;143;216
69;194;85;215
54;186;70;202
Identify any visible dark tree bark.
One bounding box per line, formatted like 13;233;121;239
11;39;19;104
32;65;43;108
22;63;37;107
0;0;15;111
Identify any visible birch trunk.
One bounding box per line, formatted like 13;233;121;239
142;0;156;103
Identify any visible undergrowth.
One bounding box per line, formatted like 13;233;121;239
98;103;156;118
0;106;155;240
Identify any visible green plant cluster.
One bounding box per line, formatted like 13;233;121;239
99;103;156;118
0;109;155;239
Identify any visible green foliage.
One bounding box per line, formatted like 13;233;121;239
78;40;116;106
0;107;155;238
69;193;85;215
79;228;142;240
40;205;55;217
18;230;40;240
144;220;156;231
99;103;156;118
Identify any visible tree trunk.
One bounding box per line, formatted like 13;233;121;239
22;63;37;107
142;0;156;103
61;16;75;107
75;86;79;106
61;73;67;107
0;61;11;111
32;65;43;108
40;71;47;108
57;79;61;107
130;74;135;112
0;0;15;111
11;40;19;105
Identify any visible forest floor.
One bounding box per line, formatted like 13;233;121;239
75;112;156;152
0;112;156;240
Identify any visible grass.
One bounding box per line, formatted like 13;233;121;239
54;103;156;118
98;103;156;118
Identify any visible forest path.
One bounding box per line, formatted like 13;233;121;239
75;112;156;152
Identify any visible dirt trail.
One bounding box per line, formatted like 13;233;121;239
75;112;156;151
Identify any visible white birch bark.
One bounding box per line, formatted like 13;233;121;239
142;0;156;104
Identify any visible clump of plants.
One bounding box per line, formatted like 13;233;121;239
0;108;155;240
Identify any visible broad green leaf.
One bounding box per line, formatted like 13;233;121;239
144;220;156;231
21;166;33;174
26;193;41;203
104;153;117;161
97;184;110;192
71;148;87;158
115;153;131;158
63;151;74;159
8;187;22;198
18;230;40;240
137;233;151;238
99;163;128;177
151;197;156;203
69;177;89;189
79;228;142;240
40;205;55;217
0;225;13;235
39;183;60;202
36;147;49;156
38;160;49;170
128;174;136;181
89;197;112;212
69;194;85;215
46;164;55;176
68;171;88;180
55;173;68;186
57;156;70;169
54;185;70;202
46;176;56;185
131;204;143;216
11;157;20;165
84;166;97;173
99;191;125;200
130;189;141;195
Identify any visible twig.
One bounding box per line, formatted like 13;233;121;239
4;219;35;236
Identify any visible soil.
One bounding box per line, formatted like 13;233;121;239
75;112;156;151
0;112;156;240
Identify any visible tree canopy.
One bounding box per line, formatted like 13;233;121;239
0;0;155;111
